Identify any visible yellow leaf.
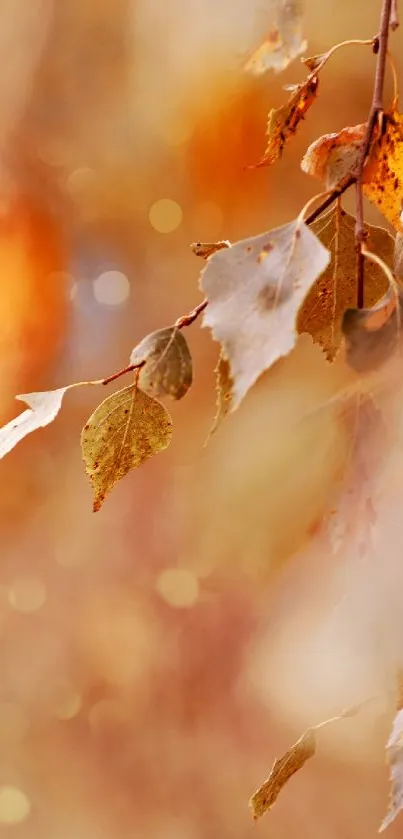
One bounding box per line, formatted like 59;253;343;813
297;205;393;359
81;385;172;512
250;729;316;819
363;111;403;230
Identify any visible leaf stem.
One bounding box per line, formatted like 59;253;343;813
174;299;208;329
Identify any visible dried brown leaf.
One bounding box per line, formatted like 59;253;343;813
297;205;393;359
130;327;192;401
190;241;231;259
380;709;403;831
200;218;330;409
252;76;318;168
81;385;172;512
302;51;327;72
250;729;316;819
244;0;307;75
301;123;365;188
0;387;71;459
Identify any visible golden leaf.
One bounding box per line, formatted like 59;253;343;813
250;729;316;819
81;385;172;512
252;76;318;168
205;352;233;442
130;327;192;401
363;111;403;230
297;205;393;359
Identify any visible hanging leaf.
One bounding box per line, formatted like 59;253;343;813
301;112;403;230
190;241;231;259
130;327;192;401
250;698;373;821
244;0;307;75
81;385;172;512
250;728;316;820
363;111;403;230
0;387;71;459
251;76;319;168
380;709;403;831
200;218;330;410
301;124;365;189
342;285;402;373
297;205;393;359
205;352;233;442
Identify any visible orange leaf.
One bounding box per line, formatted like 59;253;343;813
252;76;319;169
363;111;403;230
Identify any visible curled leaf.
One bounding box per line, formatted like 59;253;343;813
342;284;402;373
244;0;307;75
297;205;393;359
130;327;192;401
190;241;231;259
0;387;70;459
302;52;327;72
205;352;233;443
81;385;172;512
250;729;316;819
200;218;330;409
251;76;319;168
301;124;365;188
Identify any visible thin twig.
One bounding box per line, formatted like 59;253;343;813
174;299;208;329
354;0;393;307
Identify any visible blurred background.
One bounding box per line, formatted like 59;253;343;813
1;0;403;836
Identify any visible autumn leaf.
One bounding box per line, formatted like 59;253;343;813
130;327;192;401
81;385;172;512
363;111;403;230
342;285;402;373
297;205;393;359
190;241;231;259
205;352;233;442
250;729;316;819
251;76;319;168
301;112;403;230
0;387;71;459
380;709;403;831
244;0;307;75
200;218;330;410
301;123;365;188
250;699;374;821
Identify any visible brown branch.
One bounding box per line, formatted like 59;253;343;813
101;360;145;386
306;0;394;309
174;299;208;329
